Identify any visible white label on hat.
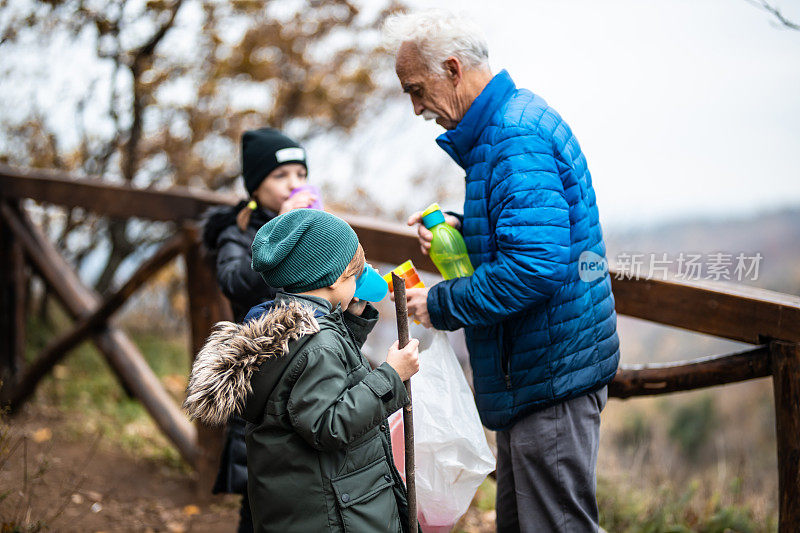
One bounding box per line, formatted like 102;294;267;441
275;147;305;163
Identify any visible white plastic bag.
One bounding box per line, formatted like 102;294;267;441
389;331;495;532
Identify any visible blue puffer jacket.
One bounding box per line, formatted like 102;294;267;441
427;70;620;431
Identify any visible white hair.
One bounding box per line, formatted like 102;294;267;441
383;9;490;75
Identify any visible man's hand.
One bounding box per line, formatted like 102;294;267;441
386;338;420;382
279;191;316;214
405;287;432;328
407;211;461;255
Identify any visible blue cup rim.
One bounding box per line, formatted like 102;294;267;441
354;264;388;302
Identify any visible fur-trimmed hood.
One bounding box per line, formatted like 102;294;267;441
183;301;319;426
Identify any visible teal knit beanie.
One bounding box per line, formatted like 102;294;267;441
251;210;360;293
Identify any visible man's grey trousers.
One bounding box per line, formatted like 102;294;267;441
496;386;608;533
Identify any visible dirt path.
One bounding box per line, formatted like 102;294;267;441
1;405;495;532
1;408;239;533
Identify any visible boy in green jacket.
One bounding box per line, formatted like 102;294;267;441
184;209;420;532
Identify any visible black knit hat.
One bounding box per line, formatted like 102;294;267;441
241;128;307;196
251;210;359;294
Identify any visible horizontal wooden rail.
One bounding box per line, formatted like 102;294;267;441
609;345;772;399
0;164;230;222
3;163;800;346
611;276;800;345
3;164;799;345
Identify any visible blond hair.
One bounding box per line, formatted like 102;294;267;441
341;243;365;280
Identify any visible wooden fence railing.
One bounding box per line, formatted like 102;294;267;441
1;164;798;530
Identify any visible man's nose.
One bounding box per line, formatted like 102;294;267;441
289;175;304;189
411;96;424;116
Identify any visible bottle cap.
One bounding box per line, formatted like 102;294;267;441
421;203;445;229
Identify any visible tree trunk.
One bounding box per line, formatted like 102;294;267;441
94;219;135;295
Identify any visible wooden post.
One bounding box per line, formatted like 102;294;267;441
0;201;14;381
770;340;800;532
11;228;26;380
0;200;26;391
392;273;417;533
183;224;231;497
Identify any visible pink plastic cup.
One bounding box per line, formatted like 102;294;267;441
288;184;323;210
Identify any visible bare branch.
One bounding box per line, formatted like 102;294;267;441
746;0;800;30
122;0;184;183
132;0;184;60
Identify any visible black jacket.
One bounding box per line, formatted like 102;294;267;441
202;201;279;322
201;201;278;495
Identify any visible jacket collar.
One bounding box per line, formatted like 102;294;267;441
435;69;517;168
275;291;335;317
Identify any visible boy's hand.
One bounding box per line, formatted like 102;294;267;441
346;297;367;316
407;211;461;255
386;338;420;382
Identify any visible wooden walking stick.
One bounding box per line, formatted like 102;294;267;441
392;272;417;533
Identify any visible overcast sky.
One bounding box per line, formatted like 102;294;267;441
309;0;800;230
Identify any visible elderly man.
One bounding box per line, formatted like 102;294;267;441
384;10;620;533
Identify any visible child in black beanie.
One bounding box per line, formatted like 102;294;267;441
203;127;318;322
200;128;319;533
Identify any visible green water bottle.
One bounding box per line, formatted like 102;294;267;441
421;203;474;280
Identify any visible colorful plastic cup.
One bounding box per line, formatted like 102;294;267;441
383;260;425;324
354;263;388;302
289;184;323;210
383;260;425;292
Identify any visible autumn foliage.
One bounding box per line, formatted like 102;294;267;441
0;0;404;292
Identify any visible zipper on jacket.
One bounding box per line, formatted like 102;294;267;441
499;324;512;390
340;315;360;351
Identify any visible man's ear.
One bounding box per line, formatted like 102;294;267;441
443;57;463;87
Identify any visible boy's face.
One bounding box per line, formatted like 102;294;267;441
330;271;357;309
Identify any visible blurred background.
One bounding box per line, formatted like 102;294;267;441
0;0;798;531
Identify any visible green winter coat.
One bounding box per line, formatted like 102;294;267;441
184;292;411;532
